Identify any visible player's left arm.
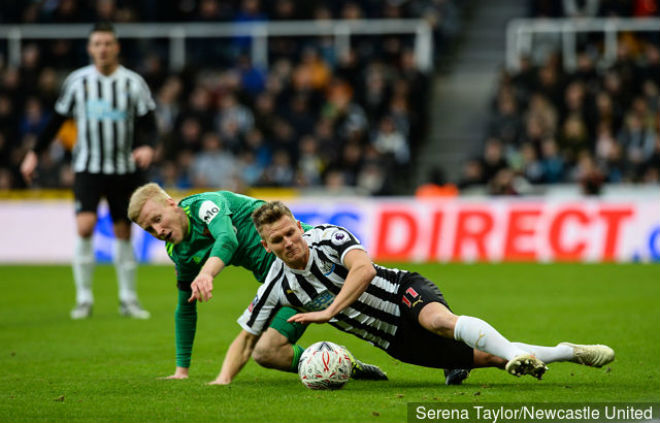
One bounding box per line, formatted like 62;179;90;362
209;329;260;385
131;74;157;168
288;249;376;324
132;111;157;168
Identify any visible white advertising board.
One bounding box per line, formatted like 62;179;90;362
0;198;658;263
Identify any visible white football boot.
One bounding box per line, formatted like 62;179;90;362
505;353;547;379
70;303;93;319
559;342;615;367
119;301;151;319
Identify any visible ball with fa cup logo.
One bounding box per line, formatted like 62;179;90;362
298;341;352;390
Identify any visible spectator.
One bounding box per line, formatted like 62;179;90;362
558;115;590;163
371;115;410;165
458;159;486;189
480;138;509;182
191;132;238;189
488;89;523;146
295;134;323;187
540;138;565;183
216;93;254;150
237;150;264;187
259;149;294;187
572;151;605;195
519;142;545;184
619;113;656;178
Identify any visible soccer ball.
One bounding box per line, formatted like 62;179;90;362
298;341;352;390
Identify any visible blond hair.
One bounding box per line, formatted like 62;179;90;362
127;182;170;222
251;201;296;238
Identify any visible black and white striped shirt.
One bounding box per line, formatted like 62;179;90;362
238;225;407;351
55;65;156;174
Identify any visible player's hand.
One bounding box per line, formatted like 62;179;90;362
287;310;333;324
132;145;154;169
159;367;189;380
20;150;38;184
188;274;214;303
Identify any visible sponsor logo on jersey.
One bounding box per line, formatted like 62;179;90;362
303;290;335;311
199;201;220;224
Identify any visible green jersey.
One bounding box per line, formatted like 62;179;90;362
167;191;273;287
168;190;311;369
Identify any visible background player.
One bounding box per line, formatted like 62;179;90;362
127;182;387;381
214;201;615;384
20;22;156;319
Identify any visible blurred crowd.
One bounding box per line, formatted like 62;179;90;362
461;0;660;195
0;0;466;194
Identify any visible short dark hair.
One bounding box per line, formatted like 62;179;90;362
252;201;296;238
90;21;116;37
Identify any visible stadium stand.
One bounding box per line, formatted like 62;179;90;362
470;0;660;195
0;0;466;195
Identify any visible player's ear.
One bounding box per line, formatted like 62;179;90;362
260;239;270;253
297;220;303;231
166;197;176;207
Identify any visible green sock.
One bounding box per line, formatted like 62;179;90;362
289;344;305;373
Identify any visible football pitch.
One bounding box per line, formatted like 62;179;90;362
1;263;659;423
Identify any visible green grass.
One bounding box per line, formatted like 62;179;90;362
1;263;659;423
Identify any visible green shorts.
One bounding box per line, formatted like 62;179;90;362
268;307;307;343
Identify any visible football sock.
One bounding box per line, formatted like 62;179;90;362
512;342;573;363
454;315;527;361
290;344;305;372
73;236;95;304
114;239;138;303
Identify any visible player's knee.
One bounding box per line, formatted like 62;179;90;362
252;331;288;368
430;314;456;338
251;343;279;368
76;213;97;237
113;221;131;240
420;303;457;338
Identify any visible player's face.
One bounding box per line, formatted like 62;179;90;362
137;197;187;244
260;215;308;270
87;31;119;73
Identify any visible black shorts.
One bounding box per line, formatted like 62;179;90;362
386;272;474;369
73;172;146;222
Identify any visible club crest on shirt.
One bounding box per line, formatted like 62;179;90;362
199;201;220;224
320;260;335;276
330;230;350;246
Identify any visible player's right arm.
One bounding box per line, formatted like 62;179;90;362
22;70;78;184
187;197;240;303
20;112;67;184
187;256;226;303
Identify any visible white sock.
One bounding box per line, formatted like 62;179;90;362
114;239;137;303
512;342;573;363
454;315;528;361
73;236;95;304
